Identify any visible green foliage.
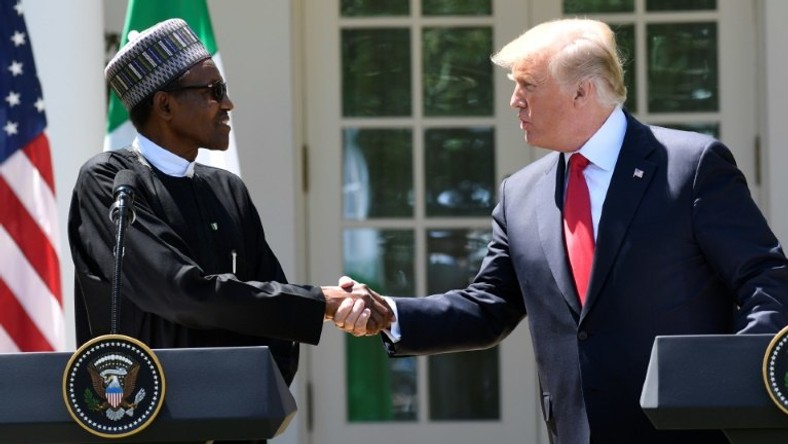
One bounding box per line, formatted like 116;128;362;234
84;388;100;411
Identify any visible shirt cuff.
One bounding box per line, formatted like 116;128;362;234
382;296;401;343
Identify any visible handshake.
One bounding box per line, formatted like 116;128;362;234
321;276;394;337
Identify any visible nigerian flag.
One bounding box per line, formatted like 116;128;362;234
104;0;240;176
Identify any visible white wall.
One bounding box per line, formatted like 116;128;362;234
761;0;788;244
23;0;106;351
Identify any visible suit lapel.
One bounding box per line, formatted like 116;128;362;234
537;153;582;316
581;116;657;320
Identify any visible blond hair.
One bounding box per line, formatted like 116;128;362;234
492;18;627;107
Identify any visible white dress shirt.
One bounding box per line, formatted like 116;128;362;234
132;134;196;178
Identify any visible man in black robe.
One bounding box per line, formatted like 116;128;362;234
68;18;390;403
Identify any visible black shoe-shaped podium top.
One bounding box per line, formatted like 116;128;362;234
0;346;296;443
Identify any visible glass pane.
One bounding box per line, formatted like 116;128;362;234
344;228;415;302
429;348;499;420
660;122;719;138
341;0;409;16
425;128;496;217
613;24;637;113
563;0;634;14
343;29;411;117
648;23;718;113
346;336;418;421
423;27;493;116
426;229;490;291
344;129;413;219
647;0;716;11
422;0;492;16
426;228;499;420
344;229;417;421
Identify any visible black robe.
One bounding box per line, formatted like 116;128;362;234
68;147;325;385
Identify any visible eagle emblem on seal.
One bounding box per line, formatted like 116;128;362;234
63;335;165;438
85;353;147;421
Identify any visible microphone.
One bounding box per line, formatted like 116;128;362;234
108;169;137;334
108;169;138;227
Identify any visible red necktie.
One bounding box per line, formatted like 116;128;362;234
563;154;594;304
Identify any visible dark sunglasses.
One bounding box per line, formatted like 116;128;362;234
163;81;227;102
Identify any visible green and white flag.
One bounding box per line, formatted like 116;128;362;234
104;0;240;176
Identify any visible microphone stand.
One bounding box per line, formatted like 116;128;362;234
109;189;135;335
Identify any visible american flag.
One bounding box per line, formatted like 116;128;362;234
0;0;64;352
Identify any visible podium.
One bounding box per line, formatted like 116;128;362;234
640;334;788;444
0;346;296;443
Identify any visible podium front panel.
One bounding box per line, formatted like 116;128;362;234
640;334;788;430
0;346;296;443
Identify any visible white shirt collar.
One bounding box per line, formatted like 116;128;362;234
133;134;196;178
569;106;627;172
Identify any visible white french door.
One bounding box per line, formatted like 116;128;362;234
303;0;541;443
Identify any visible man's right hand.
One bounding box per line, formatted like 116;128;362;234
321;277;394;336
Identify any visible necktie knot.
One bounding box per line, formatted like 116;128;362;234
569;153;590;173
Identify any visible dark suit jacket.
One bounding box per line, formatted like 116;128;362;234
386;113;788;444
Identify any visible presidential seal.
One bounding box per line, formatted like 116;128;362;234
63;335;166;439
763;325;788;416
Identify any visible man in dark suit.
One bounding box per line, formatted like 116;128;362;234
334;18;788;443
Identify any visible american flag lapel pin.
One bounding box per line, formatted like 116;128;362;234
633;168;644;179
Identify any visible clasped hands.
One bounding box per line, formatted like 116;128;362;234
321;276;393;336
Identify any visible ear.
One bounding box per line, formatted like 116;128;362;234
152;91;174;120
573;78;594;106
